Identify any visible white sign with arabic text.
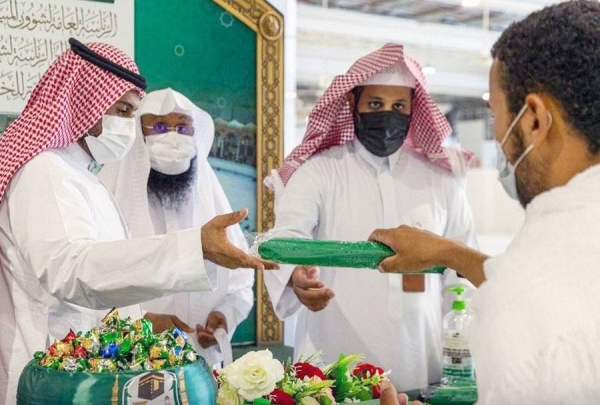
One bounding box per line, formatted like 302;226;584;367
0;0;133;113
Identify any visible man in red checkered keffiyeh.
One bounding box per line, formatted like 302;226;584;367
263;43;477;391
0;39;272;403
266;43;472;192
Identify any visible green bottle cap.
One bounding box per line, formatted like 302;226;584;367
446;286;466;311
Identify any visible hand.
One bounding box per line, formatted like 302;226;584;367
379;381;423;405
369;225;449;273
201;208;279;271
144;312;195;334
291;266;335;312
196;311;228;349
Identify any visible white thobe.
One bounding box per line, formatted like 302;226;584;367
470;164;600;404
264;140;476;391
0;143;213;404
141;192;254;365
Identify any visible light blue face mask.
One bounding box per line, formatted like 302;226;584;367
496;105;553;200
495;105;532;200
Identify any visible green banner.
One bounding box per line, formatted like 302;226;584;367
135;0;258;345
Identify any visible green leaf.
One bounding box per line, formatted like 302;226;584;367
319;395;333;405
354;387;373;401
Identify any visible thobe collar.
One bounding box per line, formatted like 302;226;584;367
61;142;102;175
352;139;403;172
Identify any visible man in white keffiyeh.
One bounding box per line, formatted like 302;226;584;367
263;43;477;391
100;89;254;367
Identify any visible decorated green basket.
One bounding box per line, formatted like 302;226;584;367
17;308;217;405
18;355;216;405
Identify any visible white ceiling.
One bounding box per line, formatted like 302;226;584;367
295;0;564;106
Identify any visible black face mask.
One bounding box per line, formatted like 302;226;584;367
354;110;411;157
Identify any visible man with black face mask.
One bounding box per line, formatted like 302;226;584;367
262;44;477;392
351;75;412;158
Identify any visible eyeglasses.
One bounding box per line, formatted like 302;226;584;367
142;123;195;136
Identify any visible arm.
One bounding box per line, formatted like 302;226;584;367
197;265;254;349
196;172;257;347
10;164;266;310
204;171;258;333
210;222;255;337
263;161;333;318
369;226;489;287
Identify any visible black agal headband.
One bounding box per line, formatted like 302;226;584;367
69;38;147;90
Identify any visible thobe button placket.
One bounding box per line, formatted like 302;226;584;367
378;160;425;301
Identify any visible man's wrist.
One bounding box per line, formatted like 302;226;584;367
433;237;459;268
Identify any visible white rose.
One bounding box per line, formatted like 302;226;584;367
217;382;243;405
300;397;320;405
225;349;285;401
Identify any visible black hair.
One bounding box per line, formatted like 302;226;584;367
147;156;197;211
491;0;600;154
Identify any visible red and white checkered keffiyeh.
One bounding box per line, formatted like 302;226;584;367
275;43;473;186
0;42;145;205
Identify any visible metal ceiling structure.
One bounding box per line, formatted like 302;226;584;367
291;0;563;148
297;0;557;31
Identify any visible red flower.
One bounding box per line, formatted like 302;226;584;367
372;384;381;399
269;388;294;405
212;370;221;387
353;363;385;379
294;362;327;380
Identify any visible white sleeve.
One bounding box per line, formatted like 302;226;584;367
212;222;255;335
443;175;478;249
263;161;323;320
9;163;213;310
441;175;478;308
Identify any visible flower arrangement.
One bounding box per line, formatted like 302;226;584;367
214;350;389;405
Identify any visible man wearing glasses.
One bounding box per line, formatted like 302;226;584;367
100;88;254;367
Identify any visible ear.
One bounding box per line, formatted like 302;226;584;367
521;94;553;146
347;91;356;111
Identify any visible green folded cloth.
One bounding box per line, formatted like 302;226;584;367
258;238;446;274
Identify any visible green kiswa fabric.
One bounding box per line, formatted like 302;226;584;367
258;238;446;274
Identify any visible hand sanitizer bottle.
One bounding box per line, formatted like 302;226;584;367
442;286;474;382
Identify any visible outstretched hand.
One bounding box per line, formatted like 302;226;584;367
201;208;279;271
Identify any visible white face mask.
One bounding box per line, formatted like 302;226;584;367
85;115;136;164
496;104;552;200
145;131;196;175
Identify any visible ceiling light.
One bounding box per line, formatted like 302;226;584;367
422;65;436;75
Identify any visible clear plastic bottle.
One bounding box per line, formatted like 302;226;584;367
442;286;475;382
